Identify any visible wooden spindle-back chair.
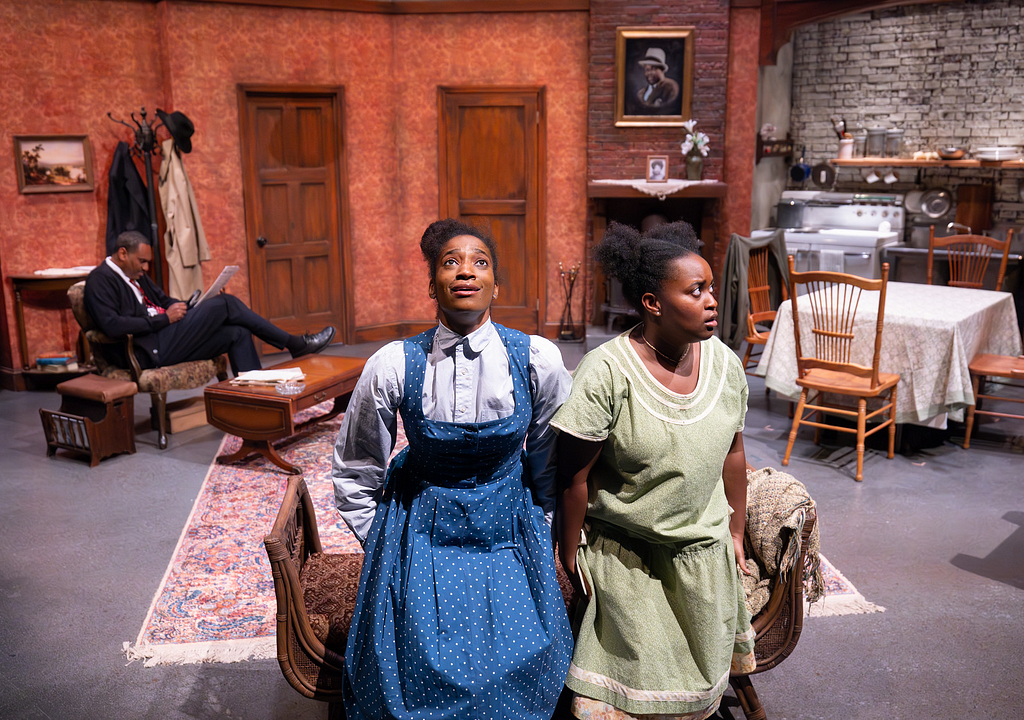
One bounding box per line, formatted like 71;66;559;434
781;258;900;481
927;226;1013;291
963;351;1024;449
742;246;788;375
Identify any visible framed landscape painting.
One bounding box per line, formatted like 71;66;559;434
14;135;95;194
615;26;695;127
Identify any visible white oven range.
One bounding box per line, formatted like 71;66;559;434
753;190;904;280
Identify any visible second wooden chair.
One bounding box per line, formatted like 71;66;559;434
927;226;1013;291
781;258;899;481
742;246;789;376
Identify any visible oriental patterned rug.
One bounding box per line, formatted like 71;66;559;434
124;409;878;667
123;403;390;667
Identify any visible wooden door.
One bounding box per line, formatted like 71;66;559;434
439;87;545;334
238;86;352;345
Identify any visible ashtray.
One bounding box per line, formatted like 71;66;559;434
275;381;306;395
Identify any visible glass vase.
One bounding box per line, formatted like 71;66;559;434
686;155;704;181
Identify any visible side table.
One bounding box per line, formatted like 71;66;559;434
204;355;366;474
10;272;91;371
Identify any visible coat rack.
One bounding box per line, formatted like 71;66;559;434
107;106;164;287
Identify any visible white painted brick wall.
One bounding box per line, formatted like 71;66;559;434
789;0;1024;229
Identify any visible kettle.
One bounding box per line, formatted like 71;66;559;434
776;199;805;228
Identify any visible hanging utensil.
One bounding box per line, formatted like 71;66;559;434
920;188;953;219
829;115;846;141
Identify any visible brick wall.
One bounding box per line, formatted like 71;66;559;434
588;0;730;181
790;0;1024;230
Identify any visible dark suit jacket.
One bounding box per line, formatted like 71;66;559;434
636;78;681;109
105;141;152;256
84;261;180;369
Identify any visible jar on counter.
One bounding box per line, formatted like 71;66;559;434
865;127;887;157
852;129;867;157
885;128;905;158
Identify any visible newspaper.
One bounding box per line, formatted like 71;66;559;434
194;265;240;305
229;367;305;387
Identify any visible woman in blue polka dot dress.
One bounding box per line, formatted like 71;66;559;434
332;219;574;720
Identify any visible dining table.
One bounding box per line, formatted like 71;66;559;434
755;282;1023;426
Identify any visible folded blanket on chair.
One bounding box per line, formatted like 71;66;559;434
743;467;825;616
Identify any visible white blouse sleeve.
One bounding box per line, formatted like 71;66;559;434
331;342;405;544
526;335;573;523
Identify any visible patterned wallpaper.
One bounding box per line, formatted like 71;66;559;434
0;0;589;366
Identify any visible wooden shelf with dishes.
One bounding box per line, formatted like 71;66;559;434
832;158;1024;169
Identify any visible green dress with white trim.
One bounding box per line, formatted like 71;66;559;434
551;330;755;717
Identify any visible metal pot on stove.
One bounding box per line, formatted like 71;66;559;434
776;198;805;228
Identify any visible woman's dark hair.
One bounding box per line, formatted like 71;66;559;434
420;219;500;277
594;221;700;313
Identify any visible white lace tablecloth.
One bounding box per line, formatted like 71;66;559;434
756;282;1023;425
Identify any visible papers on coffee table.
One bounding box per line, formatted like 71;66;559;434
229;367;305;386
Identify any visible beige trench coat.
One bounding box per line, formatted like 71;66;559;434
158;138;211;300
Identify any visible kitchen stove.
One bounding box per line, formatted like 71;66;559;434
755;190;905;280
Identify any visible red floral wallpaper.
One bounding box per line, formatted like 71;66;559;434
0;0;164;367
0;1;590;370
392;13;590;331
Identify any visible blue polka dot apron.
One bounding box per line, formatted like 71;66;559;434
344;324;572;720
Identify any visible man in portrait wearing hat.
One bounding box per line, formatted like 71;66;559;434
636;47;680;112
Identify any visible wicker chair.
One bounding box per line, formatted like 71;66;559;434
553;465;816;720
67;281;227;449
728;509;817;720
263;477;363;720
265;475;812;720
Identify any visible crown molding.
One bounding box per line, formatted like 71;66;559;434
157;0;588;13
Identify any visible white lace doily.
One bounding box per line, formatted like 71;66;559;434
590;178;718;201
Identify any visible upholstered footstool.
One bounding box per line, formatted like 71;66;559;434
40;374;138;466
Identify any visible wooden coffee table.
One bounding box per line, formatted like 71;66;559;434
204;355;366;475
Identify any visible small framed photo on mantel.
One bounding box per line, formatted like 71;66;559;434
646;155;669;183
14;135;95;194
615;26;695;128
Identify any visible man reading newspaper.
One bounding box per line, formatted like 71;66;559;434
85;231;335;374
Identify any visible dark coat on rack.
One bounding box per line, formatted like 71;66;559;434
719;229;791;351
105;141;152;256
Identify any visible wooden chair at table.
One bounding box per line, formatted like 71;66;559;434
781;257;900;481
742;246;789;377
927;226;1013;291
963;349;1024;449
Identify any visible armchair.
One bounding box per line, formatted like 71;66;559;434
67;281;227;449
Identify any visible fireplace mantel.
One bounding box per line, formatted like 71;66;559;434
587;180;727;199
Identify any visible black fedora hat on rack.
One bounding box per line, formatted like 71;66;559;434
156;108;194;154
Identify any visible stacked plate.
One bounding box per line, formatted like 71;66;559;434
975;146;1021;161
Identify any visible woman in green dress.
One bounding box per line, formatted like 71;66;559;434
552;221;755;720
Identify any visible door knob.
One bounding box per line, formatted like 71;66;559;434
256;235;268;248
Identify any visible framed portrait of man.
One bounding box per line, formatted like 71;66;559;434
614;26;695;128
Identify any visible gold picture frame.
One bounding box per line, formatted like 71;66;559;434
14;135;94;194
615;26;695;128
646;155;669;183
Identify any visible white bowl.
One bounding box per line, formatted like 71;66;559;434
975;146;1021;161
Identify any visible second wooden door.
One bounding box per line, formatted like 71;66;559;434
439;87;545;334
